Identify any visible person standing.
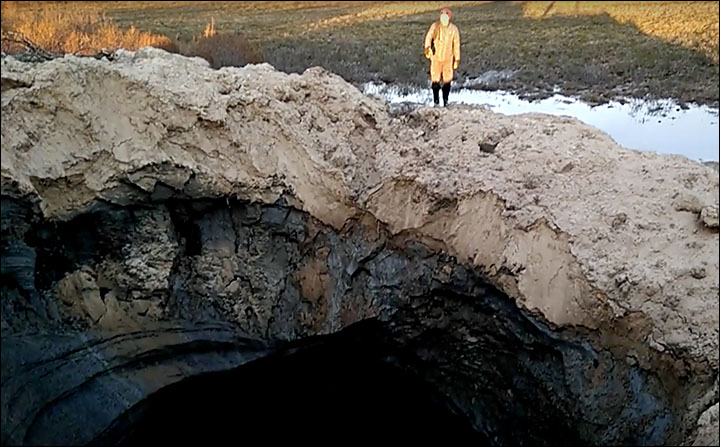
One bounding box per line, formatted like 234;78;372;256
424;7;461;107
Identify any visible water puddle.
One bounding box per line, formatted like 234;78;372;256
363;83;719;162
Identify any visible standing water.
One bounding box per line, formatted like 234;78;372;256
363;83;719;162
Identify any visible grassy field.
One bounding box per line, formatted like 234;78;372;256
2;1;718;107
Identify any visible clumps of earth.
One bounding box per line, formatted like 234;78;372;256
1;48;717;446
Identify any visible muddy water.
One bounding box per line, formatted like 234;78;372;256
363;83;719;162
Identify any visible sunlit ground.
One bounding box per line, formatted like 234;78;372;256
523;1;719;62
304;1;483;33
303;0;719;62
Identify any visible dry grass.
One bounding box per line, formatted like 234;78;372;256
0;1;716;106
0;2;263;69
0;1;174;55
173;33;264;69
523;1;719;62
258;1;718;105
202;16;216;38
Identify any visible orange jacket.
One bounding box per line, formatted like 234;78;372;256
424;21;460;63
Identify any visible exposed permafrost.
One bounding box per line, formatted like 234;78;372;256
1;48;718;445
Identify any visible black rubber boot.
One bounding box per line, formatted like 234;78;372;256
442;82;451;106
432;82;440;105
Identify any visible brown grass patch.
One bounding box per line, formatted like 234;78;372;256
0;2;263;69
1;1;174;55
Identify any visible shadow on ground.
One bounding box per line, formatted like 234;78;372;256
261;1;718;106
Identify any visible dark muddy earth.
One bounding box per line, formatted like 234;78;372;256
2;196;690;446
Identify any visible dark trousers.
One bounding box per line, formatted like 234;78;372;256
432;82;452;106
